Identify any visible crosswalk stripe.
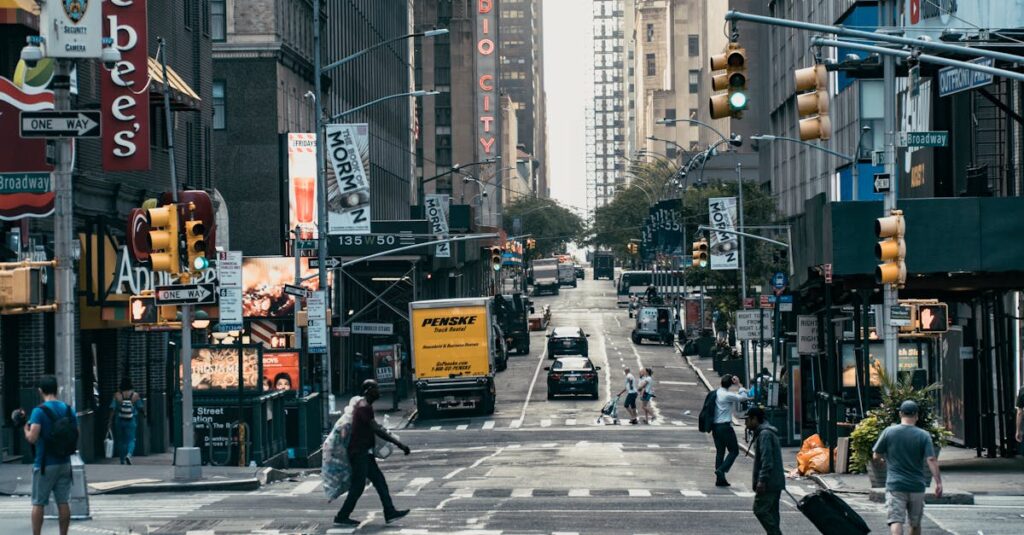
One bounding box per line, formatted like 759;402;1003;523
397;477;434;497
671;420;685;426
431;426;442;431
646;444;661;448
456;424;469;430
540;419;551;427
681;490;706;497
628;489;651;497
789;486;807;496
733;490;756;498
482;420;495;430
290;479;321;495
565;418;577;426
511;488;533;498
452;488;474;498
509;419;522;428
568;489;590;497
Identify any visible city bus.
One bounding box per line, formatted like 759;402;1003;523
616;271;652;307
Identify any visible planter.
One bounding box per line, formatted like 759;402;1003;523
867;458;887;488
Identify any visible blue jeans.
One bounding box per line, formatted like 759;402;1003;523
115;420;137;463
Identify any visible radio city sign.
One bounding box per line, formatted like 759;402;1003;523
475;0;498;159
102;0;150;171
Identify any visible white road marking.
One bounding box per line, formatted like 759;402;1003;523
541;442;557;448
509;419;523;428
430;426;442;431
540;419;551;427
660;380;697;386
681;490;706;497
646;444;660;448
443;468;466;480
671;420;685;426
732;490;756;498
456;424;469;430
453;488;475;497
482;420;495;430
629;489;652;497
565;418;577;426
518;345;549;425
789;486;807;496
397;530;430;535
568;489;590;497
512;488;534;497
397;477;434;496
290;479;322;495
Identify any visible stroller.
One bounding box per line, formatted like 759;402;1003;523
597;395;621;425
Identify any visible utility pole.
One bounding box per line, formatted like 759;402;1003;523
312;0;332;428
52;60;75;413
736;162;748;380
881;0;899;376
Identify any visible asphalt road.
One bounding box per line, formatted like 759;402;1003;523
3;271;1020;534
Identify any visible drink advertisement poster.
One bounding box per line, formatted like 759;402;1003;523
287;133;318;239
324;124;371;234
262;351;299;391
708;197;739;270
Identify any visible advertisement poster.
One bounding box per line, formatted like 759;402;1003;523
0;72;55;220
241;256;326;318
189;347;259;390
708;197;739;270
287;133;318;239
324;124;370;234
372;344;398;386
425;193;451;257
410;305;489;379
262;351;300;391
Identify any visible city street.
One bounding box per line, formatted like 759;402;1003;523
5;274;1019;534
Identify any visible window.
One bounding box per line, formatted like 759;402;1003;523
212;81;226;130
665;108;676;122
202;0;210;36
688;35;699;57
211;0;226;41
646;53;656;76
646;23;655;42
688;70;699;93
184;0;192;29
689;108;697;120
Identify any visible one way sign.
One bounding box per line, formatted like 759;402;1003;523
154;283;218;305
20;110;101;138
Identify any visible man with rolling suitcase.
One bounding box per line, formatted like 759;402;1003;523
873;400;943;535
745;407;785;535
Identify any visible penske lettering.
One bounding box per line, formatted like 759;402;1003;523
422;316;479;327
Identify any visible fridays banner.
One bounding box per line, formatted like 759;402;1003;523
708;197;739;270
324;123;371;234
286;133;318;239
425;193;451;258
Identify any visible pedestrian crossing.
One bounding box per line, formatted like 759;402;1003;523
0;493;232;519
409;416;693;431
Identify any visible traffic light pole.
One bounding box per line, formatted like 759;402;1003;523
52;60;76;414
881;0;899;377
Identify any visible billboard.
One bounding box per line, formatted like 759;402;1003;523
241;256;325;318
324;124;370;234
475;0;498;160
286;133;318;239
190;346;260;390
708;197;739;270
262;351;300;392
102;0;150;171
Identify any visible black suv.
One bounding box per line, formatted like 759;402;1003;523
546;326;589;358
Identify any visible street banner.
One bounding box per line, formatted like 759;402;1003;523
307;290;328;354
102;0;149;171
324;123;371;234
708;197;739;270
0;74;55;220
425;193;451;258
287;133;318;239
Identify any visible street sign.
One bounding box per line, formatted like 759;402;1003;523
351;322;394;336
736;310;772;340
216;251;243;288
333;326;351;337
890;305;912;327
217;287;242;331
307;290;327;353
20;111;101;138
938;57;995;98
283;284;308;298
295;239;318;250
327;220;430;257
154;283;217;306
873;173;892;193
871;150;885;167
779;294;794;312
759;295;774;309
798;315;819;354
898;131;948;148
308;257;342;270
771;271;788;296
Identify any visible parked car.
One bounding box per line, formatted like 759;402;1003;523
574;265;584;279
546;326;589;358
546;356;600;399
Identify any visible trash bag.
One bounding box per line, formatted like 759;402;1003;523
321;396;361;501
801;433;824;453
797;446;832;475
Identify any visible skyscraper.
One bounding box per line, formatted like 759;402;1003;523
589;0;634;210
499;0;548;197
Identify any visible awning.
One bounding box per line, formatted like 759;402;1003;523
147;56;201;111
0;0;39;28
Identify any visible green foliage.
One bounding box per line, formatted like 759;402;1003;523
849;367;951;474
503;197;586;258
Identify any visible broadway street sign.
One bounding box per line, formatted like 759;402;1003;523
20;110;101;138
154;283;217;305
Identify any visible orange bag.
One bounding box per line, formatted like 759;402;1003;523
801;433;824;453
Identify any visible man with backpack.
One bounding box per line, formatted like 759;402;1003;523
19;375;79;535
699;374;751;487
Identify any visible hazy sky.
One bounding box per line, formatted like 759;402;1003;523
542;0;593;215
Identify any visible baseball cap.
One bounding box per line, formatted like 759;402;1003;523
899;400;919;415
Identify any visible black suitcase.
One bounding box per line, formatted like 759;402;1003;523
786;488;871;535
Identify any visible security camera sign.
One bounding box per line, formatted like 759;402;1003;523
41;0;103;59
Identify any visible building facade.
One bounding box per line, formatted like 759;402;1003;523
589;0;634;210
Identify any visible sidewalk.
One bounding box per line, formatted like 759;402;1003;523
0;392;417;496
683;350;1022;504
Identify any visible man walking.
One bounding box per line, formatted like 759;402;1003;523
16;375;78;535
712;374;750;486
616;367;639;425
1015;385;1023;453
334;379;412;526
873;400;942;535
746;407;785;535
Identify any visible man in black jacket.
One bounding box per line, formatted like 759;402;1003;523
746;407;785;535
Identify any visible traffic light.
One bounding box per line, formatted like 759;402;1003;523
129;295;159;324
875;209;906;286
490;246;502;271
709;43;748;120
184;219;208;272
794;64;831;141
691;238;709;268
147;204;180;274
916;303;948;333
626;242;638;255
526;238;536;250
0;266;43;307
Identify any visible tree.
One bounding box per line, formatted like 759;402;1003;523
503;197;586;259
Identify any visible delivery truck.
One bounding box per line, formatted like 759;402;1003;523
409;298;497;416
530;258;560;296
557;262;577;288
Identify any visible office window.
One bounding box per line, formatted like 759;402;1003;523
183;0;192;29
665;108;676;122
688;70;699;93
688;35;699;57
212;81;225;129
646;53;656;76
646;24;655;42
211;0;226;41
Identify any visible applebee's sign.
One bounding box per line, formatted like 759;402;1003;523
102;0;150;171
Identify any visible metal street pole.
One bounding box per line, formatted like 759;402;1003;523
881;0;899;376
52;60;75;412
312;0;332;429
737;162;748;383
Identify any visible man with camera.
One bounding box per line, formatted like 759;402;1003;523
11;375;79;535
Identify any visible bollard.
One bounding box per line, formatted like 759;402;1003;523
44;453;90;520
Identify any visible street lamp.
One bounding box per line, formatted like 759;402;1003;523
646;136;691;162
419;157;500;205
657;117;732;145
329;90;440;122
752;127;870;200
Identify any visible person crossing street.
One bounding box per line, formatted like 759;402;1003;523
873;400;943;535
746;407;785;535
712;374;751;486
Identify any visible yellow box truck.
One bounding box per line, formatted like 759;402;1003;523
409;297;496;416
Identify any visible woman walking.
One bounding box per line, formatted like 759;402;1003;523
638;367;656;424
108;378;144;464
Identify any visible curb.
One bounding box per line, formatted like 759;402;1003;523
397;409;418;431
95;477;261;495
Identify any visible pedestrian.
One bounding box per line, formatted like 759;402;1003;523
872;400;943;535
746;407;785;535
712;374;751;486
16;375;79;535
616;367;639;425
334;379;412;526
1015;385;1024;454
107;377;144;465
638;367;656;424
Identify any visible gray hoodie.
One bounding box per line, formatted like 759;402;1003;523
752;422;786;492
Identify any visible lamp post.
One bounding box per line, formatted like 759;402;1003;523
329;90;440;122
420;157;499;205
646;135;692;163
312;1;447;427
751;129;870;201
